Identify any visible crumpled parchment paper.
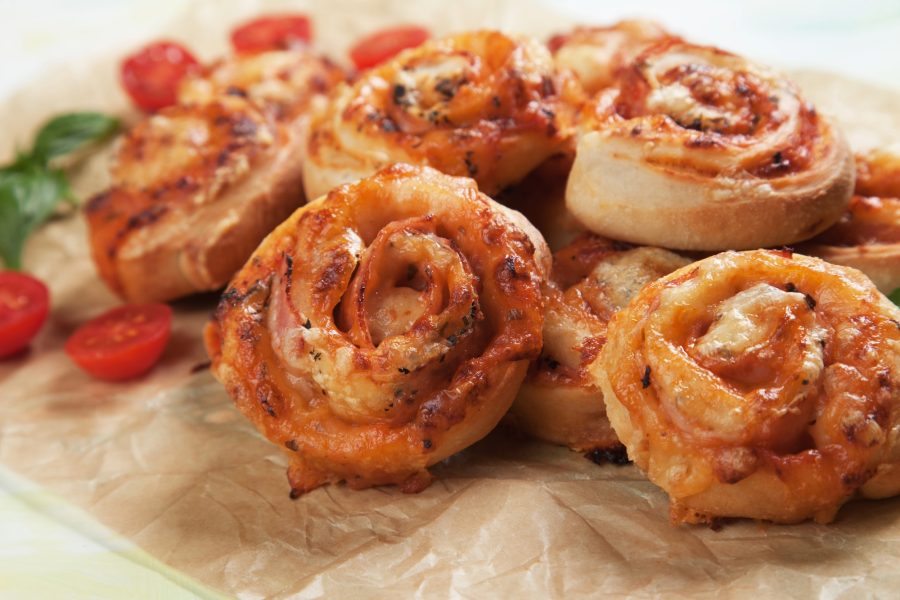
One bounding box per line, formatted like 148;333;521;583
2;1;900;597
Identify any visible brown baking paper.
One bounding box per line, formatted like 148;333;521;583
2;1;900;597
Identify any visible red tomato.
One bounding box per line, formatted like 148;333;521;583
230;14;312;53
120;41;200;112
0;272;50;358
65;304;172;381
349;25;431;70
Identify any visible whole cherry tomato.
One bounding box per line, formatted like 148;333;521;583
230;14;312;53
349;25;431;71
120;41;200;112
0;271;50;358
65;303;172;381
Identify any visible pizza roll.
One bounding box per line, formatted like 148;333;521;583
567;41;854;251
303;30;578;198
205;165;550;495
497;153;586;252
178;49;342;120
804;150;900;293
86;50;343;302
511;234;689;452
549;20;674;94
597;249;900;524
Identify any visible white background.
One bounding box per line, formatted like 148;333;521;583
0;0;898;102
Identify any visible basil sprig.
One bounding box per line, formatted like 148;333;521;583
0;112;118;269
889;288;900;308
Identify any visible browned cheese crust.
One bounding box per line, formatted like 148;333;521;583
803;149;900;293
303;30;580;199
549;19;675;95
511;234;689;452
205;164;551;496
566;41;854;251
86;50;344;302
597;250;900;524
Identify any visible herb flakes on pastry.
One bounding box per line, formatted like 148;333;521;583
86;49;344;302
303;30;579;198
567;41;854;251
597;249;900;524
804;149;900;293
205;164;550;496
511;234;689;454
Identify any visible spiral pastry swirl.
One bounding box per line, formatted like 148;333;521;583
597;250;900;524
804;149;900;293
548;20;674;95
567;41;854;251
511;234;689;452
86;50;343;302
303;30;578;198
205;164;550;495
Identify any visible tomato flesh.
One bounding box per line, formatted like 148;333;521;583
0;272;50;358
121;41;200;112
231;14;312;53
65;303;172;381
349;25;431;70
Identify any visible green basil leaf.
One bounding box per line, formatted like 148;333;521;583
31;112;119;164
889;288;900;308
0;168;69;269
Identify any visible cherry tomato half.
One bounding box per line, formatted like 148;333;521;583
349;25;431;71
230;14;312;53
65;303;172;381
0;271;50;358
121;41;200;112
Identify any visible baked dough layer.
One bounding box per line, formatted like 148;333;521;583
567;41;854;251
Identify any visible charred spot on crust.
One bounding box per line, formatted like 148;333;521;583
283;253;294;292
464;151;478;177
685;134;723;149
315;250;354;293
85;191;112;214
584;445;630;466
231;116;259;137
434;77;463;100
257;388;277;417
380;117;398;132
785;282;797;293
216;149;231;167
804;293;817;311
540;75;555;96
422;438;433;450
641;366;652;388
841;470;872;488
393;84;409;106
284;439;299;451
124;204;168;232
